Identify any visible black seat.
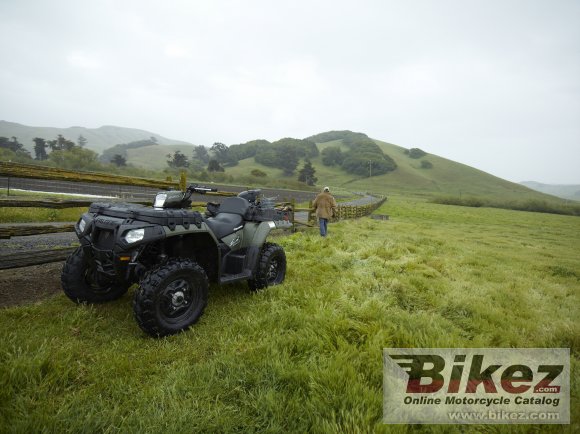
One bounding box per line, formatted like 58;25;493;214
204;197;250;239
205;213;243;239
217;197;250;215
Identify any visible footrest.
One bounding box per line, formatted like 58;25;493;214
220;270;252;284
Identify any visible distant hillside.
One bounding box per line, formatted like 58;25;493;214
0;120;194;154
1;122;567;203
126;144;197;170
110;129;565;202
520;181;580;202
224;131;563;202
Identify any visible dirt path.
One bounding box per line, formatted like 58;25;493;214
0;262;64;308
0;231;78;307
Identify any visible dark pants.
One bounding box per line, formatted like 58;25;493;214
319;218;328;237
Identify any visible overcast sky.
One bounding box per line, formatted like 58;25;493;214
1;0;579;184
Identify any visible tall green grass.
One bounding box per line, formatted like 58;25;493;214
0;191;91;223
0;196;578;432
0;207;85;224
432;195;580;216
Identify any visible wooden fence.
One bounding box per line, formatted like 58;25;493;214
0;162;386;269
0;223;76;239
1;247;78;269
336;197;387;220
301;196;387;224
0;163;237;268
0;161;184;190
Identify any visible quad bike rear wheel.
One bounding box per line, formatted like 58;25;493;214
61;247;130;303
248;242;286;291
133;258;208;337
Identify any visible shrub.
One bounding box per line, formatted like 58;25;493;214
341;154;397;176
251;169;267;178
254;142;300;175
408;148;427;159
306;130;369;144
207;159;224;172
321;146;344;166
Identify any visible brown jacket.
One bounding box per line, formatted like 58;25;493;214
313;192;337;219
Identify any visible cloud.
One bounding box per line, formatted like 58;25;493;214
164;43;191;59
66;52;102;69
0;0;579;183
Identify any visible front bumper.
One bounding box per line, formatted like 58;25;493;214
75;213;162;283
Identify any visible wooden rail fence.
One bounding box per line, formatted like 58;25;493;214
302;196;387;224
0;247;77;270
0;162;386;269
0;223;76;239
336;197;387;220
0;161;183;190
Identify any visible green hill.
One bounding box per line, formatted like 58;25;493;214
126;144;197;170
345;138;544;200
124;131;562;203
227;133;561;202
0;120;193;154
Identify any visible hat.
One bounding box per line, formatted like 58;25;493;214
323;186;330;192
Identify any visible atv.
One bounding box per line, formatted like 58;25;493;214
61;185;292;337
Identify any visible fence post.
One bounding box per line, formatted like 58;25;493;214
291;198;296;232
180;171;187;192
7;177;10;196
307;200;313;223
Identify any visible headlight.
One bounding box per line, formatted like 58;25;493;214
124;228;145;244
78;218;87;233
154;193;167;208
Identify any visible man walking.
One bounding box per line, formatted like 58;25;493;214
312;186;337;237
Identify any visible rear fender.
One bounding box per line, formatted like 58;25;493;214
244;221;275;247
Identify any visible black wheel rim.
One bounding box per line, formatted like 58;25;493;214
266;258;283;284
160;278;195;320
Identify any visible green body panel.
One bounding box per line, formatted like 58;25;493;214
162;222;217;242
244;221;276;248
222;229;245;251
159;221;279;251
158;215;291;254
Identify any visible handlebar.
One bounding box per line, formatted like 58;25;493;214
187;184;218;194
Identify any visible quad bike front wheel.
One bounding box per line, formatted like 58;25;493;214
248;242;286;291
61;247;130;303
133;258;208;337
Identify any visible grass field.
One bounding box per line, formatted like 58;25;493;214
0;196;578;432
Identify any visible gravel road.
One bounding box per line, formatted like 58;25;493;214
1;176;321;204
0;231;78;254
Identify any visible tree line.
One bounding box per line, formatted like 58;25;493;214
1;129;402;188
0;134;101;169
165;139;319;186
165;130;399;184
